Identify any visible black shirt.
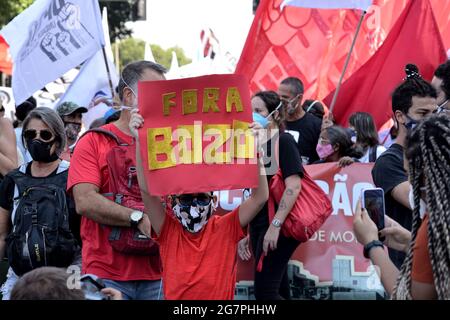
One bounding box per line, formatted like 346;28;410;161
250;132;304;231
372;143;412;268
0;162;81;246
285;112;322;164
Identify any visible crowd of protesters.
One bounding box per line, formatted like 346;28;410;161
0;58;449;300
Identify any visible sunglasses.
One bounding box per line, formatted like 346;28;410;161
177;193;212;207
24;129;54;142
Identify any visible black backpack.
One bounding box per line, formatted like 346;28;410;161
5;161;77;276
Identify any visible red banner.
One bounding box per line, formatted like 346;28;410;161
138;74;258;196
213;163;387;299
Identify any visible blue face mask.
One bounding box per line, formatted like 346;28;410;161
253;112;269;128
404;114;419;131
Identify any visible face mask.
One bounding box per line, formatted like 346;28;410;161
64;122;81;143
408;186;427;219
285;95;300;115
316;143;334;160
253;112;269;128
172;202;213;233
26;139;59;163
436;99;449;114
404;114;419;131
120;77;138;111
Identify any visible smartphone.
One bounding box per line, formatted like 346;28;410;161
361;188;385;236
80;274;109;300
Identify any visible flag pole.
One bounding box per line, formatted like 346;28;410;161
329;10;367;112
101;45;115;99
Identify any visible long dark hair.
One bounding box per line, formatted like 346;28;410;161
349;112;379;148
326;125;364;159
392;114;450;300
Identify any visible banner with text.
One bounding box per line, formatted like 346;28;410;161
215;163;387;299
138;74;258;196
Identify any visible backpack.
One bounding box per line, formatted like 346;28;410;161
81;128;159;256
5;161;77;276
257;169;333;272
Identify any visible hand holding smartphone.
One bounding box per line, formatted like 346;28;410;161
361;188;386;240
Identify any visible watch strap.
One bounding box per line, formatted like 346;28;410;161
363;240;384;259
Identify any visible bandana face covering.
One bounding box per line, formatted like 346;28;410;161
172;202;213;233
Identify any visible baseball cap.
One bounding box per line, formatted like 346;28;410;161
56;101;88;116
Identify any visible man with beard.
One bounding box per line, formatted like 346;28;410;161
56;101;87;161
278;77;322;164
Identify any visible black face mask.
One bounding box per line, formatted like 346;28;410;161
26;139;59;163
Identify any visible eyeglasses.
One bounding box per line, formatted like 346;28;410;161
24;129;54;142
177;193;212;207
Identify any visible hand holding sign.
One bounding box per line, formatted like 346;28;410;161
129;110;144;140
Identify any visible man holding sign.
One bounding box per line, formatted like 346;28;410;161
68;61;167;300
129;74;269;300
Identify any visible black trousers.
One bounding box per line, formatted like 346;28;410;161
250;225;301;300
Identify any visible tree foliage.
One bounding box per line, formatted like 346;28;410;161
99;1;133;42
112;38;192;71
0;0;34;27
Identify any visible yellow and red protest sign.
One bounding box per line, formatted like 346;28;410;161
138;74;258;196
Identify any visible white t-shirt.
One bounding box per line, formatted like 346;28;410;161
358;145;386;163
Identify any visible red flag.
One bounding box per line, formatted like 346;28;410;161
323;0;447;129
430;0;450;49
0;35;12;75
235;0;406;100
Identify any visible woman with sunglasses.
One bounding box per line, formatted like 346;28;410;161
239;91;304;300
129;110;269;300
0;107;80;300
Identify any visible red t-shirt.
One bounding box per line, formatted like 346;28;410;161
67;123;161;281
412;215;433;284
158;207;246;300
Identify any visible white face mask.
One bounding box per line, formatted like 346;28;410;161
408;185;427;219
172;202;213;233
120;77;138;111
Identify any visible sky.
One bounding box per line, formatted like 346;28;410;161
128;0;254;61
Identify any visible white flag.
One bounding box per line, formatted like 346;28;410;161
0;0;105;104
102;6;114;64
144;41;155;62
281;0;372;11
56;49;119;129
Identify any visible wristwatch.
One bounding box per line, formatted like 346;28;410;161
129;210;144;228
363;240;384;259
271;218;282;228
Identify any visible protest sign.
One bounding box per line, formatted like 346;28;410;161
138;74;258;196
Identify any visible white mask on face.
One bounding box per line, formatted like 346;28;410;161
408;185;427;219
120;77;138;111
172;202;213;233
